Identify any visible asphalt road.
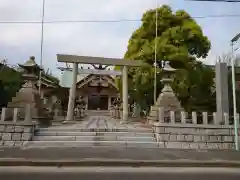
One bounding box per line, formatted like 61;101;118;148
0;167;239;180
1;147;240;161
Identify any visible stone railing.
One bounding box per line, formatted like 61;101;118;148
153;108;240;150
0;105;36;147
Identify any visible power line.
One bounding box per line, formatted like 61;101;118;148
0;13;240;24
187;0;240;2
0;19;140;24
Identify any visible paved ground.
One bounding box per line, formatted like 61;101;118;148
0;167;239;180
51;115;151;131
0;147;240;161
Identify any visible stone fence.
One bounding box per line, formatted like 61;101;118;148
153;108;240;150
0;105;36;147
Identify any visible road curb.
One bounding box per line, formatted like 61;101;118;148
1;159;240;167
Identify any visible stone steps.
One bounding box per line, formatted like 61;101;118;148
23;141;160;148
33;135;156;142
37;128;153;133
29;116;157;148
35;131;154;137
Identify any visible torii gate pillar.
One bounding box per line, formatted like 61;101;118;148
65;62;78;122
122;65;128;123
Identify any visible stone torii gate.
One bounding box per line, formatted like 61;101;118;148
57;54;146;123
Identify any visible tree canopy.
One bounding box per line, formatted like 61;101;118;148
0;64;23;107
123;5;215;111
0;62;59;107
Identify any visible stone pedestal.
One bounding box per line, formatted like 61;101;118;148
148;85;183;123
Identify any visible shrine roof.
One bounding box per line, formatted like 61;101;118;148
76;73;118;90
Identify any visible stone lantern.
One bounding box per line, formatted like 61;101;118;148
19;56;42;82
8;56;47;122
148;61;183;123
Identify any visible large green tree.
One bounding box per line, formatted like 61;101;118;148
123;5;215;111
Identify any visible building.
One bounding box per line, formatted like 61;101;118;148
58;65;120;111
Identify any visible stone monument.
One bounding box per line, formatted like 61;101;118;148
7;56;48;121
148;61;183;123
215;62;229;124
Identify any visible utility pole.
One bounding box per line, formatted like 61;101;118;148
154;2;158;104
38;0;46;96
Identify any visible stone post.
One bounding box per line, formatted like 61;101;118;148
170;111;175;124
24;104;32;123
202;112;208;125
192;112;197;124
158;108;164;123
122;65;128;123
0;108;6;122
223;112;229;125
13;108;19;123
66;62;78;122
213;112;217;125
181;111;186;124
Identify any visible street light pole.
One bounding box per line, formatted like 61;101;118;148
231;33;240;151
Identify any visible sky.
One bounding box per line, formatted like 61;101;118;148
0;0;240;77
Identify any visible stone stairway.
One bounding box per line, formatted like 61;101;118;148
24;116;159;148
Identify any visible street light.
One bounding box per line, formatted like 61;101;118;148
231;33;240;151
